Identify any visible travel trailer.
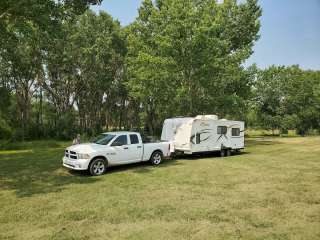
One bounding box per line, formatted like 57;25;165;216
161;115;244;156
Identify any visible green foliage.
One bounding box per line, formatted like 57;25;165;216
0;0;319;140
0;0;105;140
0;0;102;30
254;65;320;135
0;115;12;139
71;11;127;133
254;66;286;131
0;87;10;112
126;0;261;133
0;87;12;138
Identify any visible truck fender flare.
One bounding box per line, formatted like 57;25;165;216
88;156;108;169
150;149;163;160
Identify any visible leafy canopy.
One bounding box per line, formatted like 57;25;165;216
126;0;261;132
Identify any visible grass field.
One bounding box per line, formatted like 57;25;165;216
0;137;320;240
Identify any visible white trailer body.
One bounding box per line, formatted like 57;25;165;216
161;117;194;141
161;115;244;154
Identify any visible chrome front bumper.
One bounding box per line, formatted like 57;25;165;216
62;156;89;170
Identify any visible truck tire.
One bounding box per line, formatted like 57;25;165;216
150;151;163;165
89;158;107;176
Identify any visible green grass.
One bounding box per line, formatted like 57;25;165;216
0;137;320;240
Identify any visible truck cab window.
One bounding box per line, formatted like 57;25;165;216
232;128;240;136
130;134;139;144
92;134;115;145
217;126;227;135
111;135;128;146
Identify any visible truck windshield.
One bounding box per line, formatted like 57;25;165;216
92;134;115;145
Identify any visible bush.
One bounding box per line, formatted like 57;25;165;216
55;112;78;140
0;116;12;139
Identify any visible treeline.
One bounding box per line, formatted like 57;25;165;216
250;65;320;135
0;0;319;140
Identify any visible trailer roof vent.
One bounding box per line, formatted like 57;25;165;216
195;115;218;120
204;115;218;120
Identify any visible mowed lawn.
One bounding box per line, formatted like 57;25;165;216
0;137;320;240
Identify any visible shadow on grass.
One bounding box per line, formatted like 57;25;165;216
105;158;181;174
174;151;249;161
0;148;99;198
0;147;181;198
66;157;180;176
246;139;283;146
0;140;64;151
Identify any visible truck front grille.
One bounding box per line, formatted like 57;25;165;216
65;150;77;160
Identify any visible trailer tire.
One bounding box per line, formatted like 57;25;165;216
235;149;241;154
220;149;226;157
150;151;163;165
226;149;231;157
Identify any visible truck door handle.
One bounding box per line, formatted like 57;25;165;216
137;146;142;148
123;147;129;149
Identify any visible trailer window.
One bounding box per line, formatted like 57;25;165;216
196;133;200;144
130;134;139;144
232;128;240;136
217;126;227;135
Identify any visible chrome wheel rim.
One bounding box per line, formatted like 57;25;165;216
93;161;105;175
153;153;161;164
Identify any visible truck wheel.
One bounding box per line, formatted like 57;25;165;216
89;158;106;176
150;151;163;165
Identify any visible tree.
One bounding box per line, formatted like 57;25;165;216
0;22;43;139
0;0;102;27
0;0;104;139
254;66;287;134
70;11;127;134
0;0;103;59
254;65;320;135
126;0;261;134
0;85;12;138
282;67;320;134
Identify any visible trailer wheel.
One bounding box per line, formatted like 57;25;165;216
234;149;241;154
150;151;163;165
220;150;226;157
226;149;231;157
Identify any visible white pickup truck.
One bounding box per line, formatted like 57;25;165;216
63;131;171;176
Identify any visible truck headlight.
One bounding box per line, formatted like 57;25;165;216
77;153;90;159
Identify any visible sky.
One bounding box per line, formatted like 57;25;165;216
91;0;320;70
